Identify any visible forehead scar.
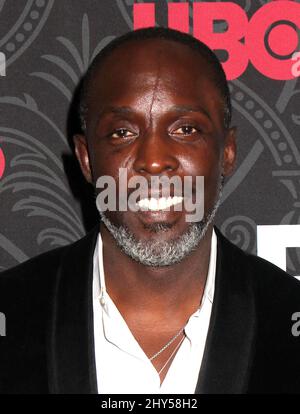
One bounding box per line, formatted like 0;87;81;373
146;51;164;127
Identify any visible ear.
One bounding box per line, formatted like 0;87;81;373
73;134;93;184
222;126;237;177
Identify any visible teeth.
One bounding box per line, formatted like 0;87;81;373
137;196;183;211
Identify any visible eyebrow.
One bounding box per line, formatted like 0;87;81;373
97;106;132;118
96;104;211;122
170;105;211;121
96;106;133;125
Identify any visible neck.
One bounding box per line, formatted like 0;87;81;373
99;221;214;324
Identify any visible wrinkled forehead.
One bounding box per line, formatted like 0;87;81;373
88;39;220;98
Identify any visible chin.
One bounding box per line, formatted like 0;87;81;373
99;210;213;267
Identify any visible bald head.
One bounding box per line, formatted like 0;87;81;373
79;27;232;134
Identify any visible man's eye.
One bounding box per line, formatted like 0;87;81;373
172;125;199;136
110;129;135;139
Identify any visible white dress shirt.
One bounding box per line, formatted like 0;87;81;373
93;229;217;394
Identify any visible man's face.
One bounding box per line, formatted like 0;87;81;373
74;39;236;250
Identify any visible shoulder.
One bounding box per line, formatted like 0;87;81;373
0;243;67;291
0;225;99;297
215;226;300;305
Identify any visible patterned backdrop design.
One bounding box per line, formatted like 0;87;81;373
0;0;300;276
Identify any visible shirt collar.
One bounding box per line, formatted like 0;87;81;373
203;228;217;304
93;234;108;312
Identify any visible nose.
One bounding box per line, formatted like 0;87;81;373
133;128;179;176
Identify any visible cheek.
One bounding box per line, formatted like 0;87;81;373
89;143;134;183
178;145;223;207
178;143;222;180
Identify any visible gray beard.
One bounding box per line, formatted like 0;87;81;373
98;179;223;267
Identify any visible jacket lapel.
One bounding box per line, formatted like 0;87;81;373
195;228;256;394
47;225;99;394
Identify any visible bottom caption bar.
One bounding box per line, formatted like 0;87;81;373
99;396;199;410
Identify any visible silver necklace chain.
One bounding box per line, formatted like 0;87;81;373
149;325;186;361
158;335;185;375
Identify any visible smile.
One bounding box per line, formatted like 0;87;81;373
136;196;184;211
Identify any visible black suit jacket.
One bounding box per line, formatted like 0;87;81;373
0;225;300;394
